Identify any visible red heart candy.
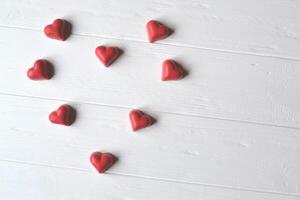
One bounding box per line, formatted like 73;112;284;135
146;20;171;43
162;59;185;81
49;104;76;126
129;109;154;131
27;59;54;80
90;152;117;173
44;19;72;41
95;46;121;67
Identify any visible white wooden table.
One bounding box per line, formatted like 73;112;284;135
0;0;299;199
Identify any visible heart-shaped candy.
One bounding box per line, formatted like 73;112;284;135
162;59;185;81
44;19;72;41
27;59;54;80
49;104;76;126
95;46;121;67
129;109;154;131
146;20;171;43
90;152;117;173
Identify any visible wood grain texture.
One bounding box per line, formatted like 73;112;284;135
0;27;299;128
1;0;299;199
0;0;300;59
0;94;299;195
1;162;299;200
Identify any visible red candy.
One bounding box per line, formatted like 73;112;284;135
162;59;185;81
27;59;54;80
49;104;76;126
146;20;171;43
44;19;72;41
129;109;154;131
95;46;121;67
90;152;117;173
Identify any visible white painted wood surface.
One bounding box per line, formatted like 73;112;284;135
2;162;300;200
0;94;299;198
1;27;300;128
1;0;300;59
0;0;299;199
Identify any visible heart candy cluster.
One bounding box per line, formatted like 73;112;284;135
146;20;172;43
26;18;189;173
90;152;117;173
129;109;155;131
162;59;186;81
49;104;76;126
44;19;72;41
95;46;122;67
27;59;54;80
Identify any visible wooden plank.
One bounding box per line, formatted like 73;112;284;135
0;94;299;194
0;0;300;59
1;161;299;200
0;27;300;127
